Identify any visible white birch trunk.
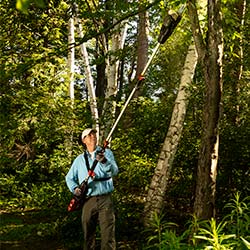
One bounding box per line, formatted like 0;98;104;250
144;44;198;226
66;15;75;158
101;22;128;141
68;16;75;100
77;18;100;139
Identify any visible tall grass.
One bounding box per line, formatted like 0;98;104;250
144;192;250;249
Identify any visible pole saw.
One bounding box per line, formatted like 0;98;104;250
105;4;186;146
67;4;185;212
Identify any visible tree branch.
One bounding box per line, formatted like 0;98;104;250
73;0;161;48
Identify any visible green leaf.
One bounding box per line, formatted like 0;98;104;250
241;237;250;249
16;0;30;13
16;0;45;13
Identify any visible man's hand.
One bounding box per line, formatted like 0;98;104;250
74;187;82;196
96;150;107;163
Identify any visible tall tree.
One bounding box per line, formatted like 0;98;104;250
68;8;75;101
101;14;128;143
73;0;129;143
133;2;149;98
76;15;100;138
187;0;224;219
66;6;76;158
143;43;198;226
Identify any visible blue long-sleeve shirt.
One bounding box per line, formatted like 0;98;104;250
66;146;118;197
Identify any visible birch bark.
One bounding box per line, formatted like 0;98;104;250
144;44;198;226
77;18;100;138
68;16;75;100
66;13;75;158
101;21;128;142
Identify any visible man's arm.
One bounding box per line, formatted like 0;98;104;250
103;149;119;176
66;159;80;193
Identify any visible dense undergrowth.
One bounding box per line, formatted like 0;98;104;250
1;192;249;250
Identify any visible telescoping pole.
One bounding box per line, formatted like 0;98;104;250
104;4;186;147
105;43;161;144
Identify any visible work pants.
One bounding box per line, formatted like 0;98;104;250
82;194;116;250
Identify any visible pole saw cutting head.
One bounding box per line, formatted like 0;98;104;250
158;5;186;44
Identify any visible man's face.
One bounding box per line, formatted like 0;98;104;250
83;131;97;146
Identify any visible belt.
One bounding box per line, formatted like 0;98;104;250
87;193;111;198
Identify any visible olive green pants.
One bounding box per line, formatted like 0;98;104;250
82;194;116;250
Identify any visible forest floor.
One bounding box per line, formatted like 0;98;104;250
0;209;67;250
1;239;64;250
0;208;139;250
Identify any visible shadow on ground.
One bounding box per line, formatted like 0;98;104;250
0;209;83;250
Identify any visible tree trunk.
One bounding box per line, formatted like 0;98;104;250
134;4;149;98
101;26;122;139
68;15;75;100
66;12;75;159
188;0;224;220
77;18;100;138
144;44;198;226
122;5;149;131
100;20;128;143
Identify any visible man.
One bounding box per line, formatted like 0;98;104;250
66;128;119;250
